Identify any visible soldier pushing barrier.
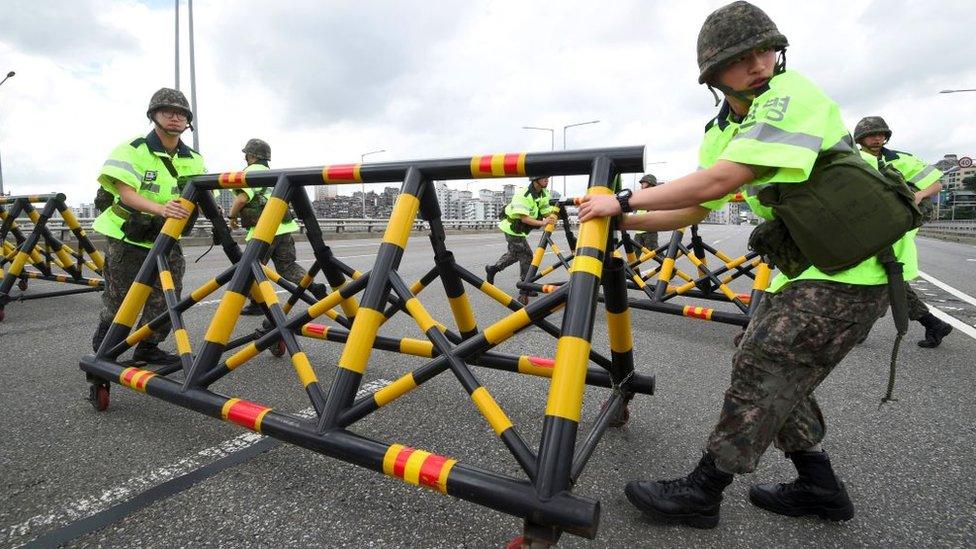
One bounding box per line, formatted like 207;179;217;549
90;88;205;365
854;116;953;348
579;1;921;529
485;175;558;305
227;139;328;315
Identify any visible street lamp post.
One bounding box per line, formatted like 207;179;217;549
562;120;600;196
360;149;385;218
939;89;976;94
0;70;15;197
521;126;555;151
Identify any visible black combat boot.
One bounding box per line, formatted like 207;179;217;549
240;301;264;316
485;265;499;285
749;450;854;521
917;313;952;348
308;282;329;300
625;453;733;529
132;342;181;366
92;320;112;353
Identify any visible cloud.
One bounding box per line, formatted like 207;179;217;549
0;0;973;203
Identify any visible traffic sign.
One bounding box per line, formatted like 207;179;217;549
959;156;973;168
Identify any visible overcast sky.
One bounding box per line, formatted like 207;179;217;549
1;0;973;205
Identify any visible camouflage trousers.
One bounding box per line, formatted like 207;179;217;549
633;231;659;252
707;280;888;474
99;238;185;345
262;233;308;286
493;233;533;286
905;282;929;321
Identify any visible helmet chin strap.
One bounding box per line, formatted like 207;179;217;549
153;120;190;137
706;49;788;107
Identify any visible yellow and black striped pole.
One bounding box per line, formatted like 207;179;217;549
534;156;614;509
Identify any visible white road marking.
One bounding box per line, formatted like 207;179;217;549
1;379;392;547
917;271;976;308
966;258;976;262
928;306;976;341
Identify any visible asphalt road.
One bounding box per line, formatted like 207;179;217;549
1;225;974;548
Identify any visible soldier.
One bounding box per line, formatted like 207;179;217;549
631;174;660;252
854;116;952;348
91;88;205;365
485;175;557;304
579;1;914;529
228;138;327;315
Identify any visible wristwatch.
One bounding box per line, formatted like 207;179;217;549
616;188;634;213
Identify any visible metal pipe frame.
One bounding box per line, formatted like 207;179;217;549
80;147;650;544
0;194;104;321
520;211;775;329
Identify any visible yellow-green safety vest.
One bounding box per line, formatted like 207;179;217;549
697;70;913;292
93;131;206;249
237;163;300;241
499;185;553;237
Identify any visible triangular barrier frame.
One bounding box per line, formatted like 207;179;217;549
517;196;772;329
80;146;655;546
0;193;105;322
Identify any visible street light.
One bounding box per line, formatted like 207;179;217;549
521;126;555;151
939;89;976;94
360;149;385;218
0;70;15;197
563;120;600;196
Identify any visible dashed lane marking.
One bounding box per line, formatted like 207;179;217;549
918;271;976;308
3;379;392;548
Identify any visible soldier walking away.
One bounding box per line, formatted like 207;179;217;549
854;116;952;348
228;138;328;315
579;1;917;529
485;175;557;305
90;88;205;365
632;174;660;252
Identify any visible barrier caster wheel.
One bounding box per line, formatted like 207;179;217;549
270;340;286;357
601;397;631;428
17;279;28;291
609;405;630;428
733;330;745;348
88;383;109;412
506;536;554;549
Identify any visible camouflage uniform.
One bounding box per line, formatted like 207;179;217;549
707;280;888;473
99;238;185;344
905;282;929;320
263;233;307;285
493;233;533;281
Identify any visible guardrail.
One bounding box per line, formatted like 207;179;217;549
14;217;546;242
919;220;976;242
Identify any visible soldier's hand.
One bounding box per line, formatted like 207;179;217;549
161;200;191;219
545;214;558;225
229;217;239;230
577;194;621;222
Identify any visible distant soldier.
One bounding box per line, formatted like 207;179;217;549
91;88;204;365
485;175;557;305
631;174;660;251
855;116;953;348
228;138;327;315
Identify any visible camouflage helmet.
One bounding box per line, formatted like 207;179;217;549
146;87;193;123
242;138;271;160
853;116;892;142
697;1;789;84
639;174;658;187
